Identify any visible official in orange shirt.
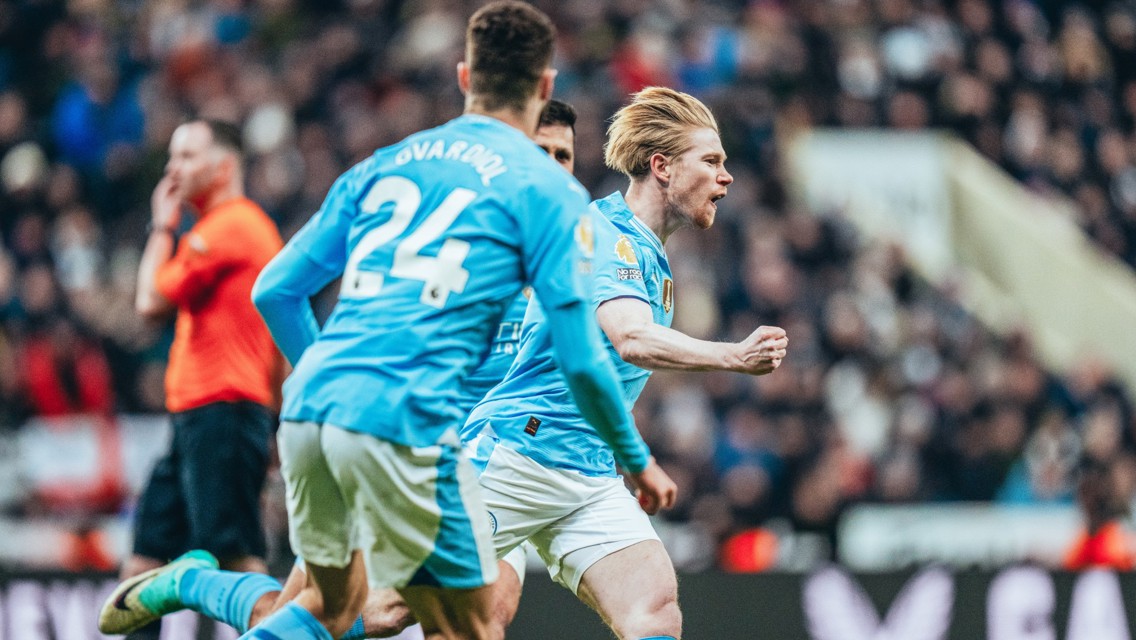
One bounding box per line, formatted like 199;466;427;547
1063;455;1136;571
123;119;283;614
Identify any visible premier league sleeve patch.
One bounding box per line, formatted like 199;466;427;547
614;235;638;264
574;214;595;259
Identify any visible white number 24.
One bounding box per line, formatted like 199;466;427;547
341;176;477;308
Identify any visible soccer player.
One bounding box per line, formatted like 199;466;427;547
462;86;788;640
100;118;283;639
216;3;664;638
100;86;785;638
95;100;582;640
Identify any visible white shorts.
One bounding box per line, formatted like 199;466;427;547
499;543;528;586
278;421;498;590
474;440;659;594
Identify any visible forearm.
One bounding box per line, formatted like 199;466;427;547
135;230;177;319
251;247;334;365
616;323;737;372
545;301;650;473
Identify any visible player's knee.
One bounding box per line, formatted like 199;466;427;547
613;590;681;640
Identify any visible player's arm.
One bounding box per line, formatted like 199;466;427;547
543;300;649;471
251;246;338;365
543;300;675;514
251;167;359;364
597;297;787;374
520;192;650;473
520;180;674;512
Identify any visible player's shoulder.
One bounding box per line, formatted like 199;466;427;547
590;192;640;242
591;191;634;226
590;192;662;262
511;154;590;217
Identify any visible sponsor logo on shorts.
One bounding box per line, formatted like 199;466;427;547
617;267;643;281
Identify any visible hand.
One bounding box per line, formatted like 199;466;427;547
150;174;182;231
730;325;788;375
628;457;677;515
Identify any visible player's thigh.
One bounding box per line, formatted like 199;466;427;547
276;420;353;569
321;427;497;591
398;584;499;640
179;401;271;558
575;540;679;638
528;477;660;595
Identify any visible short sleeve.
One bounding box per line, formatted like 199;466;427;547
590;216;650;309
517;174;593;311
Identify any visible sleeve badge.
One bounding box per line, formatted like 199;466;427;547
574;214;595;259
614;235;638;264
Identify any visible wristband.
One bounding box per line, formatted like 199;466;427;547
146;222;175;235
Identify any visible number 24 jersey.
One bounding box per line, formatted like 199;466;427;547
279;114;594;448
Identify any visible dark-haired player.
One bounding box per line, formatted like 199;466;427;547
99;100;583;640
108;0;668;637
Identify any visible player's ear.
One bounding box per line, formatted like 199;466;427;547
457;61;471;95
648;153;670;184
538;68;556;101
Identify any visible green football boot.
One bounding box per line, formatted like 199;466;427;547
97;549;219;634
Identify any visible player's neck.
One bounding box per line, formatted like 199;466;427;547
624;180;674;245
465;97;542;138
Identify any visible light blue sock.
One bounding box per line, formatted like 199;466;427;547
240;601;334;640
180;569;283;633
338;616;365;640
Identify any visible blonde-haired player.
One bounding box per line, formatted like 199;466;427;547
462;86;788;640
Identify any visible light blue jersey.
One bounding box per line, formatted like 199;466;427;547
457;290;530;413
463;191;674;477
268;115;593;448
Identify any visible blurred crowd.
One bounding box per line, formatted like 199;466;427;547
2;0;1136;570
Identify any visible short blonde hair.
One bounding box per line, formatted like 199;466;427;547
604;87;719;178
